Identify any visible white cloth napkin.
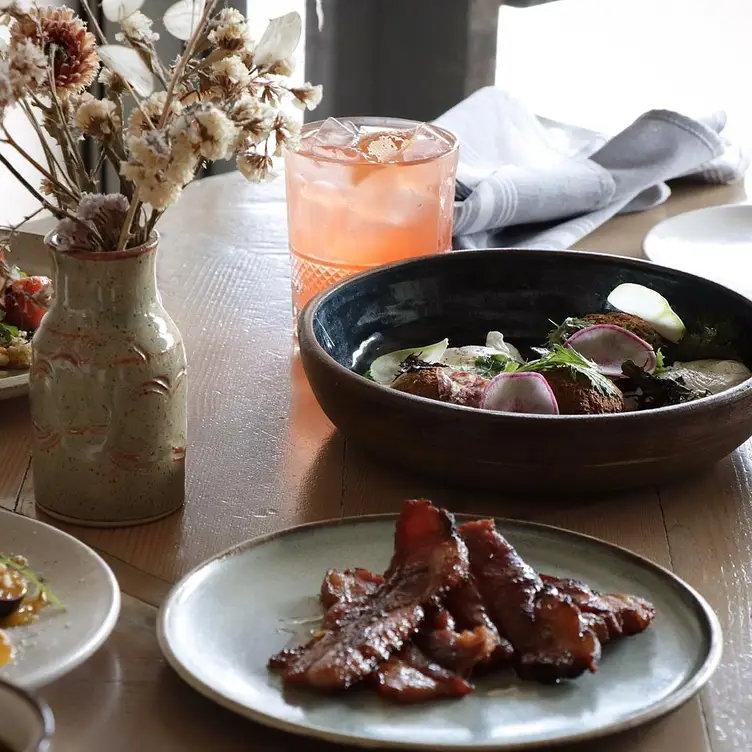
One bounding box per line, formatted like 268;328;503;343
433;87;750;250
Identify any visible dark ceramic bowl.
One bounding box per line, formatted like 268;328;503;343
299;249;752;494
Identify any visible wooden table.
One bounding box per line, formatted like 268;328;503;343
2;171;751;752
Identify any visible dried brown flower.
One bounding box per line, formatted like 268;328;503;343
12;7;99;95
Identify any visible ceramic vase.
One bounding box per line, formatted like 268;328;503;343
29;232;187;527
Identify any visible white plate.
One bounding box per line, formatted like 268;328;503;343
643;204;752;300
0;510;120;689
0;372;29;401
158;515;721;750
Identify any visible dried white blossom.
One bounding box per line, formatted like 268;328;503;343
120;162;183;211
128;91;183;135
229;95;273;125
7;38;47;93
166;129;199;185
74;97;120;138
98;66;126;94
289;83;323;111
116;11;160;44
0;59;14;112
237;151;273;183
122;125;198;210
272;113;301;156
126;129;171;170
267;57;295;77
230;97;275;146
208;8;249;51
209;55;250;91
193;104;238;160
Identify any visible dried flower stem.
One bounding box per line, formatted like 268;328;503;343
1;128;80;204
116;187;140;250
46;57;92;191
0;152;72;221
159;0;218;129
19;99;78;195
78;0;157;131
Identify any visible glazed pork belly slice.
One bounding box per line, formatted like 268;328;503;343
374;643;474;703
319;571;477;700
460;520;601;683
419;575;514;676
418;598;500;677
274;500;470;691
540;574;656;642
320;568;383;609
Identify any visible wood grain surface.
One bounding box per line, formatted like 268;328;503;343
3;170;751;751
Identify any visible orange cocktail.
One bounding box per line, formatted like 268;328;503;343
284;117;459;322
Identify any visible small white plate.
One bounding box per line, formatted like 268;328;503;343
0;372;29;401
0;510;121;689
159;515;721;750
643;204;752;300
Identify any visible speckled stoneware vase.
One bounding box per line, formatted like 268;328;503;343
29;232;187;527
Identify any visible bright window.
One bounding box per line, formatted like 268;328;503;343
496;0;752;139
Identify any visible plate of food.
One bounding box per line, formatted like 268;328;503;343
299;248;752;492
0;509;120;689
158;500;721;750
0;249;53;401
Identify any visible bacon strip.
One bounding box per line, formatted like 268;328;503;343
460;520;601;682
540;575;655;642
374;643;473;703
275;500;469;691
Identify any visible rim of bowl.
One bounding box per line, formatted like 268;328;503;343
0;678;55;752
299;247;752;423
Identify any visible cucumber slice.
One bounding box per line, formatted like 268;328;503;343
607;283;686;343
368;338;449;386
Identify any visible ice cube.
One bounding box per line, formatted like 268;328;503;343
299;179;348;209
353;168;433;226
358;131;411;163
397;123;453;162
311;117;359;148
309;144;361;162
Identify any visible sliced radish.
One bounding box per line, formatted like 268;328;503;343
565;324;656;377
369;338;449;386
481;372;559;415
607;283;686;343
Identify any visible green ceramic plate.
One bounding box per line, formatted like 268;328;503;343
158;515;722;750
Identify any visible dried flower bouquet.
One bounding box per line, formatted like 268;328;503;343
0;0;321;252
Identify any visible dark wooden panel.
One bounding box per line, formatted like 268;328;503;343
305;0;500;121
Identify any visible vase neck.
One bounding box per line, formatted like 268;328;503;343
51;246;160;316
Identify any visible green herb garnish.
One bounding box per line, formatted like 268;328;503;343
654;348;668;374
0;554;64;610
473;353;519;379
0;310;20;347
545;317;591;348
519;345;620;396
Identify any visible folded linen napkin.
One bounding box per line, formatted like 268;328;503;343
433;87;749;251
